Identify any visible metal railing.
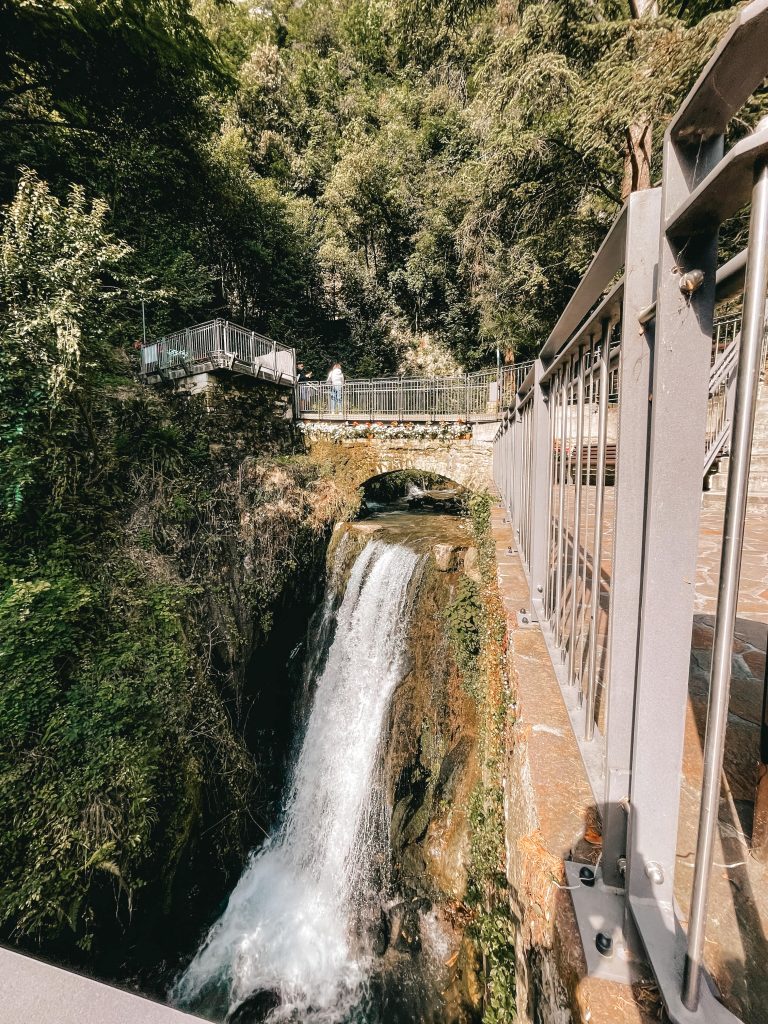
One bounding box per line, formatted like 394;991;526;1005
140;319;296;383
493;5;768;1021
140;318;539;425
705;322;741;474
296;361;534;423
705;310;768;473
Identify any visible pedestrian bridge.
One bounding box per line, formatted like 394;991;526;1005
139;318;534;424
300;423;499;493
140;309;750;485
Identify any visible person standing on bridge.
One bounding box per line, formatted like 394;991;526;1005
328;362;344;414
297;362;315;413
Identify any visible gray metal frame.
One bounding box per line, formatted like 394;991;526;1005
140;319;297;385
492;4;768;1021
296;363;532;424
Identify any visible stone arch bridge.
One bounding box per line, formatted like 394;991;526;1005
138;319;527;494
302;423;498;493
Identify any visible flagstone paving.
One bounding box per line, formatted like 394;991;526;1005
678;493;767;1022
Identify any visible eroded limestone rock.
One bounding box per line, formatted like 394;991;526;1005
463;546;482;585
433;543;459;571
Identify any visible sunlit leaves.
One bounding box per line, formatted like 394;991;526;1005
0;169;129;522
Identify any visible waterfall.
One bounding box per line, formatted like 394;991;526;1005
173;539;422;1023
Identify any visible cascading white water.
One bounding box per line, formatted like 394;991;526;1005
173;540;422;1023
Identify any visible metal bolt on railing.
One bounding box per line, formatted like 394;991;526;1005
645;862;665;886
595;932;614;958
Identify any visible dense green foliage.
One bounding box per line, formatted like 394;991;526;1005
0;167;332;961
2;0;760;378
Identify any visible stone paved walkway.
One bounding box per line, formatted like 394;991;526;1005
678;493;768;1023
693;494;768;624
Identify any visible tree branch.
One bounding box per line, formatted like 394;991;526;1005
72;390;100;461
549;139;623;206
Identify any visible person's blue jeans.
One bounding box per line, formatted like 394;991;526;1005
331;385;342;414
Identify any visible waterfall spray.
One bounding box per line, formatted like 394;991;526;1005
174;540;422;1022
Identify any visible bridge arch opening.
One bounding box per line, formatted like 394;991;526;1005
359;470;465;515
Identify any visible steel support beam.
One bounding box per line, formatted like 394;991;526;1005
628;109;721;910
625;75;728;1023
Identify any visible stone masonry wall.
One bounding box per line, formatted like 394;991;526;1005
489;506;660;1024
304;424;495;492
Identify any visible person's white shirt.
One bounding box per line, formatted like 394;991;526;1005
327;366;344;387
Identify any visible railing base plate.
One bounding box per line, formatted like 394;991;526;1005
564;862;641;985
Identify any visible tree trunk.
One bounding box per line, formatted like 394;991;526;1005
621;120;652;200
622;0;657;200
629;0;658;15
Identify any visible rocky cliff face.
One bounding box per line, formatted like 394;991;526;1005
332;517;486;1023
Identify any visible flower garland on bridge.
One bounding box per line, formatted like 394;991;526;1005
298;421;473;442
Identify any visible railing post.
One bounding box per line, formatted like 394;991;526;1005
600;187;661;889
529;358;551;616
724;354;738;430
626;103;722;956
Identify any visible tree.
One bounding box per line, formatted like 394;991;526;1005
0;169;129;527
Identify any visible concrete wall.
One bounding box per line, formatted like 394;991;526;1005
0;947;207;1024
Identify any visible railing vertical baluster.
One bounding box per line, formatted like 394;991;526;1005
546;370;559;617
576;336;596;693
522;400;529;552
513;402;521;535
528;358;552;614
584;322;611;739
509;407;516;528
554;360;571;645
567;347;586;686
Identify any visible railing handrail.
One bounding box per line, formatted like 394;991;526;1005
144;318;294;356
297;360;535;390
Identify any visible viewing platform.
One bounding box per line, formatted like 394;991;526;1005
139;319;296;389
139;322;537;424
